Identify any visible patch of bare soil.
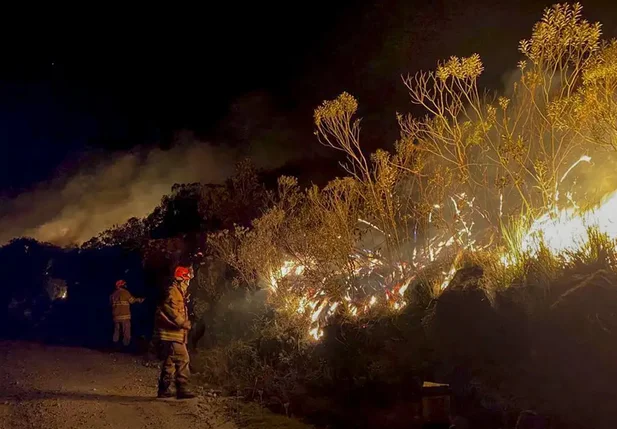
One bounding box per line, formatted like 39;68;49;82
0;341;238;429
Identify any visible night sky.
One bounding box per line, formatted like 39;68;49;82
1;0;616;242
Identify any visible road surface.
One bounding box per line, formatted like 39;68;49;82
0;341;236;429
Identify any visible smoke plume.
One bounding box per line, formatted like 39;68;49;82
0;131;291;246
0;88;315;247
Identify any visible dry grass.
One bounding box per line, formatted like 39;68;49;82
197;4;617;426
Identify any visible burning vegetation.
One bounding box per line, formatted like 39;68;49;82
209;3;617;341
4;3;617;427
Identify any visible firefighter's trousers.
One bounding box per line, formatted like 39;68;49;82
158;341;190;390
113;319;131;346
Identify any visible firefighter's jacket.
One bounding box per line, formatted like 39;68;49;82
110;288;140;321
154;281;190;344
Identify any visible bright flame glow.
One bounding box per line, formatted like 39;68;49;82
265;155;617;341
518;189;617;259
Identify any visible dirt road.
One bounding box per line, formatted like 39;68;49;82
0;341;236;429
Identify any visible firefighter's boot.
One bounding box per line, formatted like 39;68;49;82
157;387;174;399
176;385;197;399
157;378;174;399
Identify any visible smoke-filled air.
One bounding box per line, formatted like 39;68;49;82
5;3;617;429
0;128;295;246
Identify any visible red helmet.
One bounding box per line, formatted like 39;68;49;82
174;266;191;281
115;279;127;289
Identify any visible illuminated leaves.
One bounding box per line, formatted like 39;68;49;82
551;40;617;149
583;41;617;85
313;92;358;128
498;97;510;111
519;2;601;65
209;2;617;341
436;54;484;81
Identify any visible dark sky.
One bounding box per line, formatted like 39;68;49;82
1;0;617;197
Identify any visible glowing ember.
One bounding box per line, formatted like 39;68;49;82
265;155;617;341
311;300;327;323
398;278;411;296
264;188;483;339
309;326;323;341
269;260;305;291
328;302;339;316
440;265;458;291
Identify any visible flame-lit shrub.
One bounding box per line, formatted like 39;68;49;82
199;4;617;426
208;2;617;345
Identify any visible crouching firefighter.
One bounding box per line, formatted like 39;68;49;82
154;266;196;399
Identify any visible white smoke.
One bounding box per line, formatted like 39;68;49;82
0;131;290;246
